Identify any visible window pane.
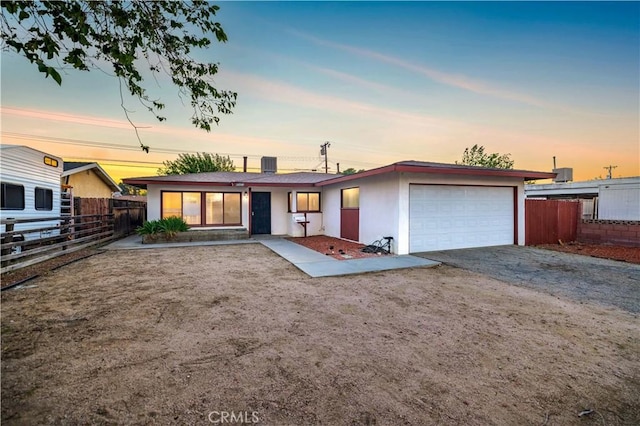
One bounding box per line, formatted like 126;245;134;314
308;193;320;211
223;193;241;224
162;192;182;219
296;193;308;211
342;187;359;208
35;187;53;210
1;183;25;210
182;192;201;225
206;193;223;224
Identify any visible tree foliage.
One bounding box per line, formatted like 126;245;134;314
118;181;146;196
158;152;235;175
457;144;514;169
1;0;237;151
341;167;365;175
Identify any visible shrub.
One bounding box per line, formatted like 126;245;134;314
158;216;189;239
136;217;189;240
136;219;161;236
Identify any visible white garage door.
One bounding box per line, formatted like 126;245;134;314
409;185;514;252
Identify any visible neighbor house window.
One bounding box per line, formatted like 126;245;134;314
288;192;321;212
205;192;241;225
162;191;241;226
1;183;25;210
35;187;53;211
341;187;359;209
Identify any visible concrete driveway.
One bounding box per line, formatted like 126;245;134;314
416;245;640;313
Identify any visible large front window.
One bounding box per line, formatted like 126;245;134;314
205;193;241;225
162;191;241;226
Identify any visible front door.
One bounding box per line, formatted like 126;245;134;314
251;192;271;235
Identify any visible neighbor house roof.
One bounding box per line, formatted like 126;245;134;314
62;161;120;192
124;161;556;189
525;176;640;198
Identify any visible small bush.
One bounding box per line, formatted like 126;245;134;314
136;217;189;240
136;220;161;236
158;216;189;239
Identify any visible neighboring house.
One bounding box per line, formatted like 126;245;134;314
62;162;120;198
525;177;640;221
124;160;554;254
0;145;63;239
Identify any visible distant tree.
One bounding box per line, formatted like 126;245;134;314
158;152;235;175
342;167;365;175
1;1;237;152
118;182;146;196
457;144;514;169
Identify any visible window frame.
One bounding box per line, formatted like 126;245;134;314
34;187;53;211
205;192;242;226
1;182;25;211
341;187;360;209
288;191;321;213
161;190;242;227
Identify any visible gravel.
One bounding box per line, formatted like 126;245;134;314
416;245;640;313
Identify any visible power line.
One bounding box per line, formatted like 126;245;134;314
2;131;382;169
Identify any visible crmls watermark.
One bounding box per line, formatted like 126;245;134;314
207;411;260;424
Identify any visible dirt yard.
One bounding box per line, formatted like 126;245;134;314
2;244;639;425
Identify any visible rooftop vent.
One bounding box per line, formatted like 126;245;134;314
261;156;277;174
553;167;573;183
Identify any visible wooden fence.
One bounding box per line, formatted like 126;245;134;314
75;198;146;236
525;199;580;245
1;198;146;274
1;214;114;273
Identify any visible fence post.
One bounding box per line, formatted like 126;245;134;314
1;221;14;256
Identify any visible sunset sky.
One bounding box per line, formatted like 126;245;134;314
1;1;638;183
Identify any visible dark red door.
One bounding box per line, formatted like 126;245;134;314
340;208;359;241
340;187;359;241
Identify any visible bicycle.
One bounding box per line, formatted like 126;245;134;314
362;236;393;255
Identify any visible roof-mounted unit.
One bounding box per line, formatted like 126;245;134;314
553;167;573;183
261;156;277;174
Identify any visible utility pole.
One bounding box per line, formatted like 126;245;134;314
320;141;331;173
603;165;617;179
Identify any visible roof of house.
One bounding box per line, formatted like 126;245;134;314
62;161;120;192
124;161;556;189
124;171;338;188
314;161;556;186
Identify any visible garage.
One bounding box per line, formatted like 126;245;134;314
409;184;515;252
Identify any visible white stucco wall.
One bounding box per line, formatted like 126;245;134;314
323;172;525;255
323;173;401;250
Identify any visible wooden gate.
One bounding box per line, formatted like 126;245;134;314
525;199;579;245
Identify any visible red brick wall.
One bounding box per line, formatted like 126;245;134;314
577;220;640;247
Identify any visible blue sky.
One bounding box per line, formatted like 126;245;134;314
1;1;638;182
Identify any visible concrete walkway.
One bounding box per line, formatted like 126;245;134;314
104;235;440;277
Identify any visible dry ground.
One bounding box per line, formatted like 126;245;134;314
537;242;640;264
2;244;639;425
